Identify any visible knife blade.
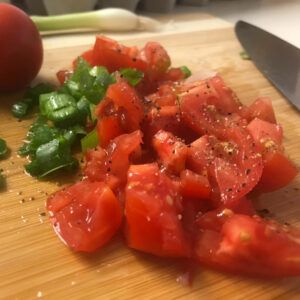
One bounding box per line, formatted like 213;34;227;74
235;20;300;111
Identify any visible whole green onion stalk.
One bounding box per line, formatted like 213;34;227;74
31;8;161;32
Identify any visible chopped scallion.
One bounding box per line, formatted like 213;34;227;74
25;137;78;178
180;66;192;78
81;129;99;153
119;68;144;86
0;138;8;158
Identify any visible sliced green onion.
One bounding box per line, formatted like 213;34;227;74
31;8;161;32
81;129;99;153
240;50;251;60
89;103;97;123
11;101;30;118
26;83;54;103
63;125;86;145
11;83;54;118
40;92;86;127
0;138;8;158
180;66;192;78
25;138;78;178
19;116;62;157
77;96;91;119
0;169;5;189
119;68;144;86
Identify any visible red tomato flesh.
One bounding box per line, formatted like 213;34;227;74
125;163;191;257
47;181;122;252
153;130;188;174
195;214;300;277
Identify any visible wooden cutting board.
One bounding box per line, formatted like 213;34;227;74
1;16;300;300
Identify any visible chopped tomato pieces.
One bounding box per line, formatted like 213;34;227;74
47;36;300;279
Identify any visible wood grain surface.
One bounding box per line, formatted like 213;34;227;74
1;21;300;300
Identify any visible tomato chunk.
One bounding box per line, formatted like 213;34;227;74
247;118;298;192
195;214;300;277
47;181;122;252
255;151;298;193
92;35;147;73
187;132;263;206
153;130;188;174
180;76;242;117
106;82;144;132
247;117;283;151
84;130;143;186
146;83;177;107
125;163;191;257
243;97;277;124
96;115;124;148
180;169;211;200
160;67;186;82
140;41;171;80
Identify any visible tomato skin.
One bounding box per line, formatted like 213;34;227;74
246;118;297;192
125;163;191;257
179;76;242;117
247;118;283;151
255;151;298;193
92;35;147;73
219;215;300;277
0;3;43;91
195;214;300;277
160;68;186;82
243;97;277;124
47;181;122;252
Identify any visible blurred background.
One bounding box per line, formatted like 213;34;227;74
1;0;299;47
